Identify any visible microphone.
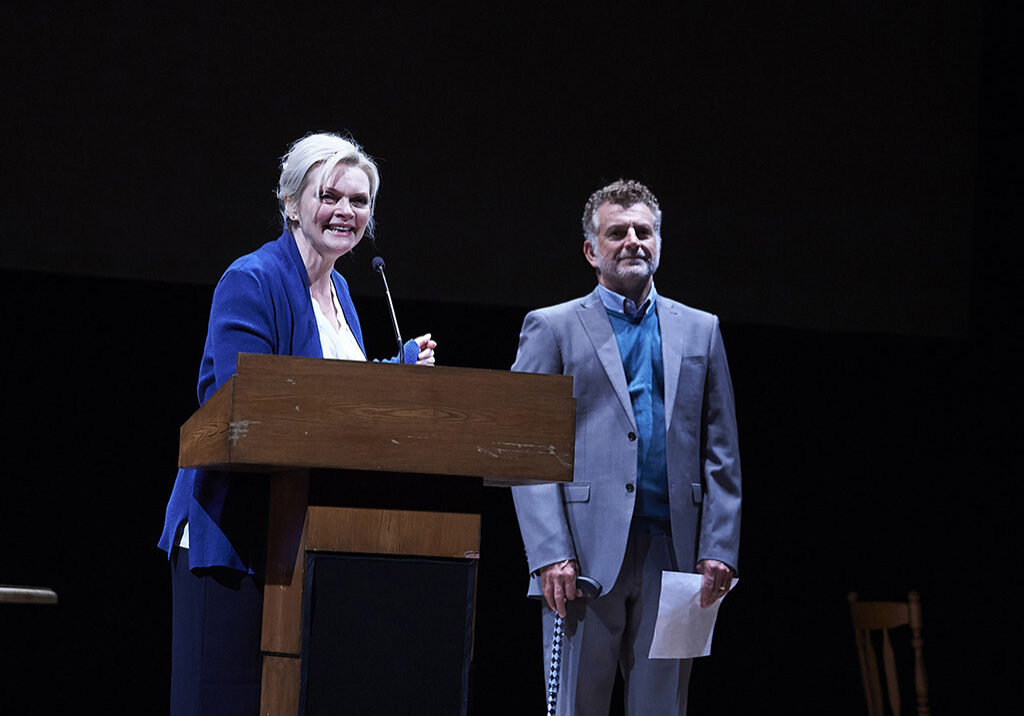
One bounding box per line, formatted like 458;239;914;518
371;256;405;363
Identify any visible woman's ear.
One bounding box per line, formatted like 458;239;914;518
283;196;299;224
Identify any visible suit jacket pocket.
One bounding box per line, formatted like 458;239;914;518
563;483;591;503
691;482;703;505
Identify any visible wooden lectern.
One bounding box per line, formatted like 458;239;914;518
178;353;574;715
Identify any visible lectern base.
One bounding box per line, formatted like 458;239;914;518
299;552;477;716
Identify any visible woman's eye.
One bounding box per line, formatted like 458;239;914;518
320;193;337;204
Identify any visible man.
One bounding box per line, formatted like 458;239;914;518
511;179;741;715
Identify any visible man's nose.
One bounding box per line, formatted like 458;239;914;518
624;227;642;246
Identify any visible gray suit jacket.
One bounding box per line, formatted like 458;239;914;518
511;288;742;597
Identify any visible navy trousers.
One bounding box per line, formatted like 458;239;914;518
170;548;263;716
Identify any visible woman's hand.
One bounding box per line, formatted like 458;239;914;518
413;333;437;365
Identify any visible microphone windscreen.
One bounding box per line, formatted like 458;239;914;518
371;256;386;273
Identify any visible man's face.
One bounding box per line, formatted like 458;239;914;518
584;202;661;297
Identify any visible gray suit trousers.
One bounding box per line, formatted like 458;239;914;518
542;528;692;716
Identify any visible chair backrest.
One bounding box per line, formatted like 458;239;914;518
847;591;930;716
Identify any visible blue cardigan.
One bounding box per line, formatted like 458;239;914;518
159;230;418;573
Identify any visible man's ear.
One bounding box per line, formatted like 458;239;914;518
583;238;599;270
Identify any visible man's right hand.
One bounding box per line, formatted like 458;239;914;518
540;559;581;617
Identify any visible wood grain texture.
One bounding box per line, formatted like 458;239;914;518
261;471;309;656
259;654;300;716
178;377;233;468
305;506;481;558
179;354;574;483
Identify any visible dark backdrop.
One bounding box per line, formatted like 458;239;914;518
0;2;1018;714
1;2;984;336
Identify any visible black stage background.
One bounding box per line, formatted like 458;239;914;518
0;2;1018;714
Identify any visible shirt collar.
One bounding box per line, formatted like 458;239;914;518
597;282;658;318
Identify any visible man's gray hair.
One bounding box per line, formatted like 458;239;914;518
581;179;663;246
276;132;381;236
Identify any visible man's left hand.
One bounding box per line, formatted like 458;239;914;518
696;559;733;608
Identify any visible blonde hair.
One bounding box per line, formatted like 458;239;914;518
276;132;381;236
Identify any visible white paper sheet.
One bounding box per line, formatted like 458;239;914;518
648;571;737;659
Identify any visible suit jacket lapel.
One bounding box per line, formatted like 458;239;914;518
278;230;324;359
658;296;683;431
578;288;637;431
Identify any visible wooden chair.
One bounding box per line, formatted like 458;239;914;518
847;591;930;716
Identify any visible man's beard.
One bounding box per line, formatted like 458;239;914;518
600;248;659;284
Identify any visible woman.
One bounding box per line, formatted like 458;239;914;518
158;132;436;715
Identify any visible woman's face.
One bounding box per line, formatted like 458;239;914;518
289;163;372;263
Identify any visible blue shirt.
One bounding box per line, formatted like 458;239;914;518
597;284;670;533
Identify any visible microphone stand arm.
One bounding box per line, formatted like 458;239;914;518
373;259;405;363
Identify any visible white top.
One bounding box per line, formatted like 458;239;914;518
311;283;367;362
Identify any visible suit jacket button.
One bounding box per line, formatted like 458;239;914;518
625;483;635;493
628;432;637;441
